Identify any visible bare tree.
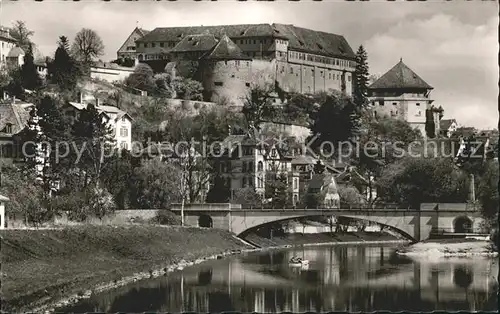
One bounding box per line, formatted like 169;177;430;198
71;28;105;73
10;21;35;52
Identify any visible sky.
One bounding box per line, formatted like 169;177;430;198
0;0;498;130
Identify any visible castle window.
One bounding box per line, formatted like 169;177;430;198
160;42;164;47
144;43;148;48
258;161;263;172
290;67;293;74
390;110;396;117
320;71;323;76
235;60;240;66
152;43;156;48
347;75;351;81
242;177;247;187
379;100;384;106
231;74;235;78
416;103;420;106
393;102;397;106
245;82;250;87
214;82;223;86
246;62;250;66
5;123;13;133
225;61;227;65
336;59;339;66
253;40;256;44
329;73;332;79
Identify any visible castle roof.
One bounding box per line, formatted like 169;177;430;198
138;23;355;59
201;35;251;61
170;34;219;53
369;59;433;90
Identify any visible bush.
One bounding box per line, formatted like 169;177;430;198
150;210;181;225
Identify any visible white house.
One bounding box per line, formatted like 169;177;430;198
0;26;22;68
67;102;133;151
0;194;9;229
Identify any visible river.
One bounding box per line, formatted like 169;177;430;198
58;243;498;312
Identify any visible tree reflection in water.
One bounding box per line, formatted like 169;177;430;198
56;245;498;312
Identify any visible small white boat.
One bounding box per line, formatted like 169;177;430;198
289;257;309;267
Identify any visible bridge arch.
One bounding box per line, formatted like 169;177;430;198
453;215;473;233
236;214;416;242
198;214;213;228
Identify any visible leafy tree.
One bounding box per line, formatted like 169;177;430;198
20;44;42;90
71;103;114;189
171;77;203;101
283;92;315;124
4;67;24;99
153;72;174;97
35;96;73;193
129;158;182;209
308;91;360;154
9;21;34;52
71;28;105;74
353;45;369;108
125;63;155;92
264;172;290;208
338;185;366;205
206;174;230;203
376;157;470;208
100;150;136;209
477;160;499;219
242;84;276;131
47;36;81;90
233;187;262;207
0;167;46;226
112;57;135;67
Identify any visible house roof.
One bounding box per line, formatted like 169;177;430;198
0;27;17;43
0;101;34;135
201;35;251;60
171;34;219;53
369;59;433;90
291;154;316;165
138;28;150;36
440;119;457;130
137;23;355;59
7;46;25;58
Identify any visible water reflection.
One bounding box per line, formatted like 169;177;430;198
59;244;498;312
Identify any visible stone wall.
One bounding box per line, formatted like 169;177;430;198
260;121;311;142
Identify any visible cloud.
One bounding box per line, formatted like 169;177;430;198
365;14;498;129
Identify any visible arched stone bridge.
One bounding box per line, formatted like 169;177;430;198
170;203;484;242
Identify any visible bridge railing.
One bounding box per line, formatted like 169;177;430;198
238;203;418;211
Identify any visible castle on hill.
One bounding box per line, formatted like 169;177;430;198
116;24;357;106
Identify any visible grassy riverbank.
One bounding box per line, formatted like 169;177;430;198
0;225;252;312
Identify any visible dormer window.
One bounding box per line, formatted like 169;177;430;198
5;123;13;133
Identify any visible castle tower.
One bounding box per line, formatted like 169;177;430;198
368;59;435;137
199;35;252;106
